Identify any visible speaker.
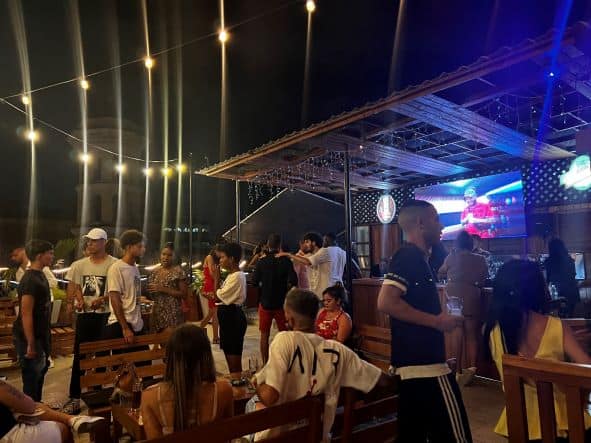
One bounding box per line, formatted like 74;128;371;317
527;213;555;238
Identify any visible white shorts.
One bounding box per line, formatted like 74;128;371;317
0;421;62;443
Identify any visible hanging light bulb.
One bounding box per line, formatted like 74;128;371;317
25;130;39;142
161;167;172;177
306;0;316;13
79;152;91;163
176;163;187;173
79;78;90;90
143;167;153;177
144;56;155;69
218;29;229;43
21;95;30;106
115;163;127;174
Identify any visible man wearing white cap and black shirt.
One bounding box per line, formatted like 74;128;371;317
62;228;117;414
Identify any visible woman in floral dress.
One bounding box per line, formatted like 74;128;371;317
148;243;188;332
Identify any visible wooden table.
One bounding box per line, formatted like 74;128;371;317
112;373;255;441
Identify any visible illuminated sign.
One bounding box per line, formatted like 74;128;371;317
560;155;591;191
376;195;396;224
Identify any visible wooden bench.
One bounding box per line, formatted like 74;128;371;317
79;331;171;417
332;383;399;443
503;354;591;443
50;326;75;357
355;324;391;372
148;395;324;443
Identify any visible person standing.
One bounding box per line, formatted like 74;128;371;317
438;230;488;385
544;238;580;316
293;240;310;290
377;200;472;442
215;242;247;374
62;228;117;414
280;232;346;300
11;246;58;294
147;243;187;333
199;246;220;344
252;234;298;363
13;240;54;402
103;230;145;343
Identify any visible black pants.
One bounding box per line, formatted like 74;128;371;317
101;322;148;367
217;304;247;356
69;312;109;398
396;373;472;443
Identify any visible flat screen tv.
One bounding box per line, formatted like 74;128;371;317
414;171;526;240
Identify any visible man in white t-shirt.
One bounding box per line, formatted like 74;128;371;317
253;289;390;440
280;232;346;299
62;228;118;414
104;230;146;343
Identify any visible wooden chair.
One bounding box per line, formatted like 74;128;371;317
502;354;591;443
332;383;399;443
79;330;171;417
148;395;324;443
355;324;391;372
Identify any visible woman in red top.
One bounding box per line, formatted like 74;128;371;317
315;285;352;343
200;247;220;344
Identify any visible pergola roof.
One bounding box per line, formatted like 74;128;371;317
198;22;591;194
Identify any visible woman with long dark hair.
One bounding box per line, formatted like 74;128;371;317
141;324;233;438
315;285;352;343
483;260;591;440
544;238;580;316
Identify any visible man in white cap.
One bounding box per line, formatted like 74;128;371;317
62;228;118;414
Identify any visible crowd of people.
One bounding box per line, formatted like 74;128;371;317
0;201;588;442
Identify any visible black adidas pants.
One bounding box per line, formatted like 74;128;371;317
396;373;472;443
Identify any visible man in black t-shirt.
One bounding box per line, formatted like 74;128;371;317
253;233;298;363
13;240;54;402
377;200;472;443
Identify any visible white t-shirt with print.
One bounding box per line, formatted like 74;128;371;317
106;260;143;332
255;331;382;440
308;246;347;299
66;255;118;312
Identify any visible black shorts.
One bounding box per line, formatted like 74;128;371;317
217;304;247;356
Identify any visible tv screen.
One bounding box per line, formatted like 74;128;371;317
414;171;526;240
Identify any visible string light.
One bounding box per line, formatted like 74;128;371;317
144;56;155;69
21;95;30;106
306;0;316;13
161;167;172;177
79;79;90;90
218;29;229;43
176;163;187;173
115;163;127;174
25;130;38;142
79;152;91;163
143;167;153;177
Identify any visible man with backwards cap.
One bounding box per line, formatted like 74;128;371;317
62;228;118;414
460;187;496;238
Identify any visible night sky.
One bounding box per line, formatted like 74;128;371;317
0;0;589;245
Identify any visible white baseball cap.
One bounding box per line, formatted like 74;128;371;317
84;228;108;240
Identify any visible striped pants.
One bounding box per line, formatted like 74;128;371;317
397;373;472;443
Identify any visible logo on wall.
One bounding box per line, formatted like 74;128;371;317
376;194;396;224
560;155;591;191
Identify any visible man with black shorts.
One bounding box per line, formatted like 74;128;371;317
378;200;472;442
253;233;297;363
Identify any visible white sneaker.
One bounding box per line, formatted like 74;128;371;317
69;415;104;434
456;367;477;387
48;357;55;369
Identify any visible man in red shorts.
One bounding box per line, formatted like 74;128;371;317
253;234;298;363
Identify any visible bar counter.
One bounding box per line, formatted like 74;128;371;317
352;278;497;378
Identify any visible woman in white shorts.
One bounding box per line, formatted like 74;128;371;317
0;380;102;443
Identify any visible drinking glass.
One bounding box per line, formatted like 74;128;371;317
131;380;142;414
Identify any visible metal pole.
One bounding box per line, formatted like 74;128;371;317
188;152;193;283
343;145;353;302
235;180;241;245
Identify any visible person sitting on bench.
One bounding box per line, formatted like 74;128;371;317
141;324;234;439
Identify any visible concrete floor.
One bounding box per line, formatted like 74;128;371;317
1;322;508;443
